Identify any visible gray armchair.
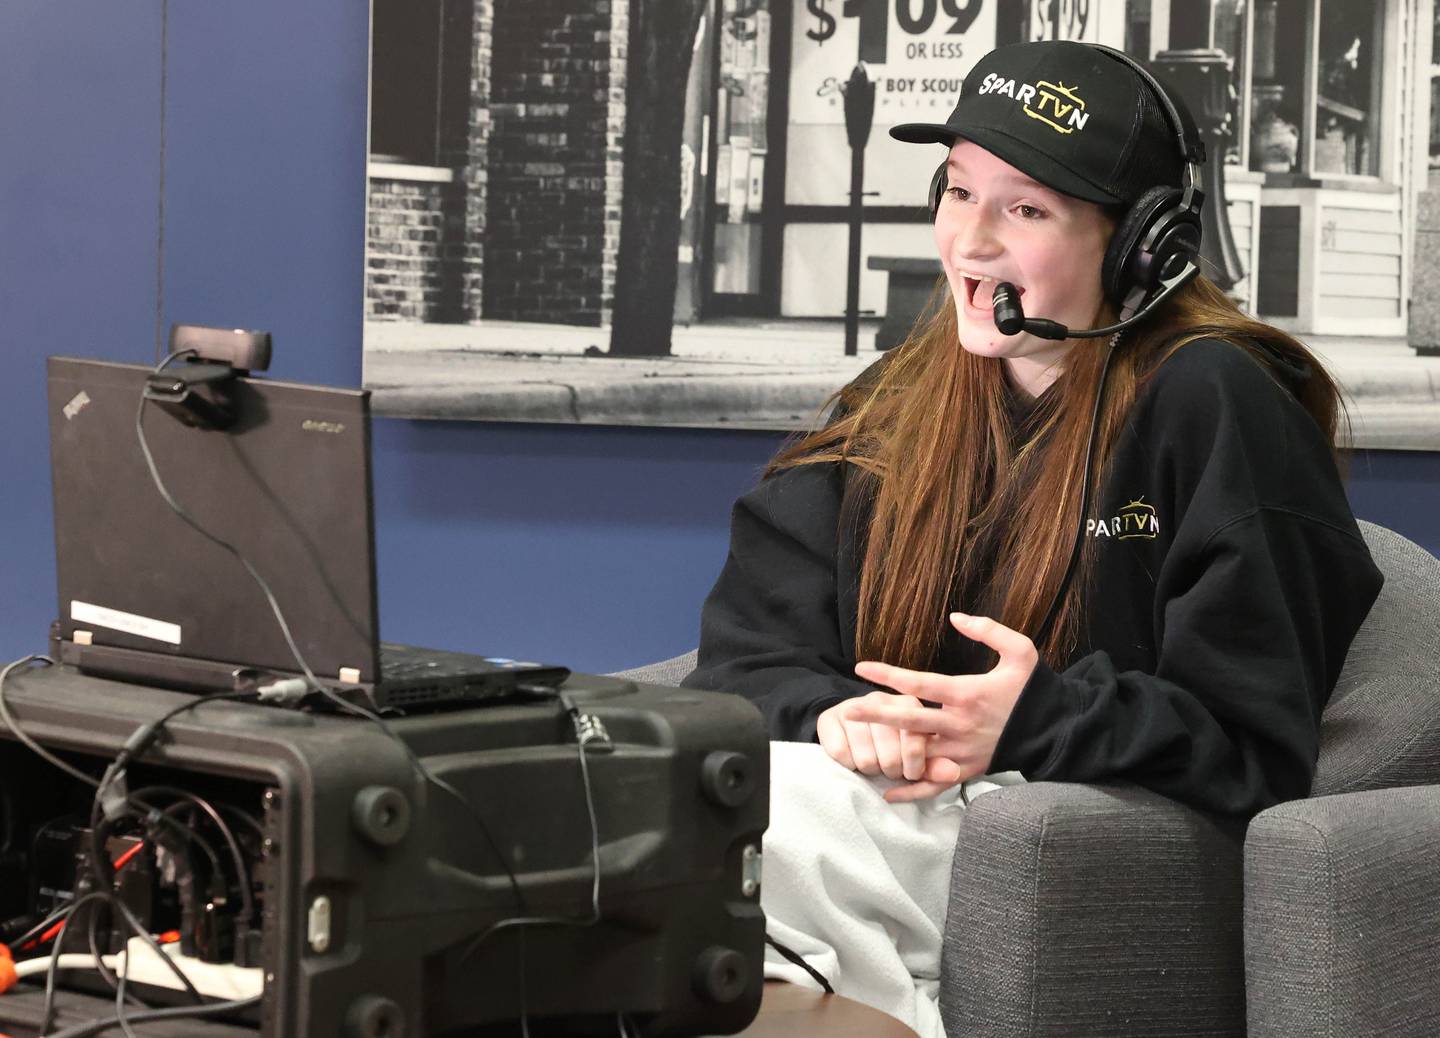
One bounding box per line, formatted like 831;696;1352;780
614;520;1440;1037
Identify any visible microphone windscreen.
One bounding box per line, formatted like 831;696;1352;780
992;282;1025;336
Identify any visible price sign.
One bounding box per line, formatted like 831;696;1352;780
1029;0;1108;42
789;0;997;124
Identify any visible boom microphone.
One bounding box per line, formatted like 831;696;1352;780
990;261;1200;341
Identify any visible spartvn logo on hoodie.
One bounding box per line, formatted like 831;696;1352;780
1088;497;1160;540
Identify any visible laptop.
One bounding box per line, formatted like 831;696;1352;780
46;356;569;710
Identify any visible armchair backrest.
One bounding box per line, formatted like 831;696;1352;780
1312;521;1440;797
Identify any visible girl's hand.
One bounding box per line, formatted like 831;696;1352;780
816;693;933;781
845;612;1039;803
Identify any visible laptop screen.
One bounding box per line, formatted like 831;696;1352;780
47;356;381;683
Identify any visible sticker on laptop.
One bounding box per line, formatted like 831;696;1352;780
71;601;182;645
63;391;92;421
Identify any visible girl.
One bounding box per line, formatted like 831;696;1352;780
682;39;1384;1038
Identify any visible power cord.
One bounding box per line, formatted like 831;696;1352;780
447;688;611;1036
0;656;98;790
764;935;834;995
41;994;261;1038
458;689;605;965
93;690;255;821
146;786;255;928
81;897;149;1013
135;348;321;702
31;889;204;1037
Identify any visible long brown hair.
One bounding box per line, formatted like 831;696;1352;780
767;273;1348;672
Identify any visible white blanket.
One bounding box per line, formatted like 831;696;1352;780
760;741;1026;1038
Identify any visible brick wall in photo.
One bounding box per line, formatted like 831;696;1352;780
366;173;464;322
457;0;493;322
483;0;628;326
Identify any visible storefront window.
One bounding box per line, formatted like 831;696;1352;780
1431;77;1440;168
1429;3;1440;168
1244;0;1383;178
1248;0;1306;173
370;0;473;167
1212;0;1249;166
711;0;772;298
1312;0;1382;175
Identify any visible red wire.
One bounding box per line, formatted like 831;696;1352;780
112;842;145;871
19;920;66;952
17;842;146;950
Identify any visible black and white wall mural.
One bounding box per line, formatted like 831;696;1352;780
363;0;1440;448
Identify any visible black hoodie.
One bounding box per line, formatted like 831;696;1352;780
681;339;1384;816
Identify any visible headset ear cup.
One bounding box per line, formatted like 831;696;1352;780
928;162;948;223
1101;185;1178;305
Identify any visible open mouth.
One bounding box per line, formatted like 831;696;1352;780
964;277;1024;310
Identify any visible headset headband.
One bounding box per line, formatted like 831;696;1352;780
1084;43;1205;210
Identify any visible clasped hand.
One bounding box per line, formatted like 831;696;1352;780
815;612;1038;803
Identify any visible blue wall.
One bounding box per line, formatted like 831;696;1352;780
3;2;1437;674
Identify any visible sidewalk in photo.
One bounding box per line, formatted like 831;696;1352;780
362;318;1440;446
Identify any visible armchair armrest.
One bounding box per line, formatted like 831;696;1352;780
940;782;1247;1038
609;650;698;687
1244;784;1440;1038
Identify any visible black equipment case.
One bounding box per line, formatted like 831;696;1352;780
0;664;769;1037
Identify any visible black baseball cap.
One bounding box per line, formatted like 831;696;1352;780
890;40;1191;206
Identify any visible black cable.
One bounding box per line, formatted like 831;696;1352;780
9;899;76;954
85;794;236;988
83;690;262;964
43;994;261;1038
213;801;264;840
1032;329;1124;651
39;891;111;1034
103;887;204;1003
0;651;241;933
765;935;835;995
32;891;207;1037
308;686;582;1038
0;783;17;859
102;691;255;790
0;656;100;789
84;897;149;1011
114;910;140;1038
1;657;241;905
140;785;255;923
91;680;254;826
88;795;224;900
312;685;529;917
458;690;604;965
135;349;320;700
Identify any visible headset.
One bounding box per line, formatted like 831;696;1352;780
925;44;1208;649
927;43;1207;339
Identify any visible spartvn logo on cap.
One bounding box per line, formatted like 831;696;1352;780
974;73;1091;135
889;40;1194;206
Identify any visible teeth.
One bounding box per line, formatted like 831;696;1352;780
959;271;1023;291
